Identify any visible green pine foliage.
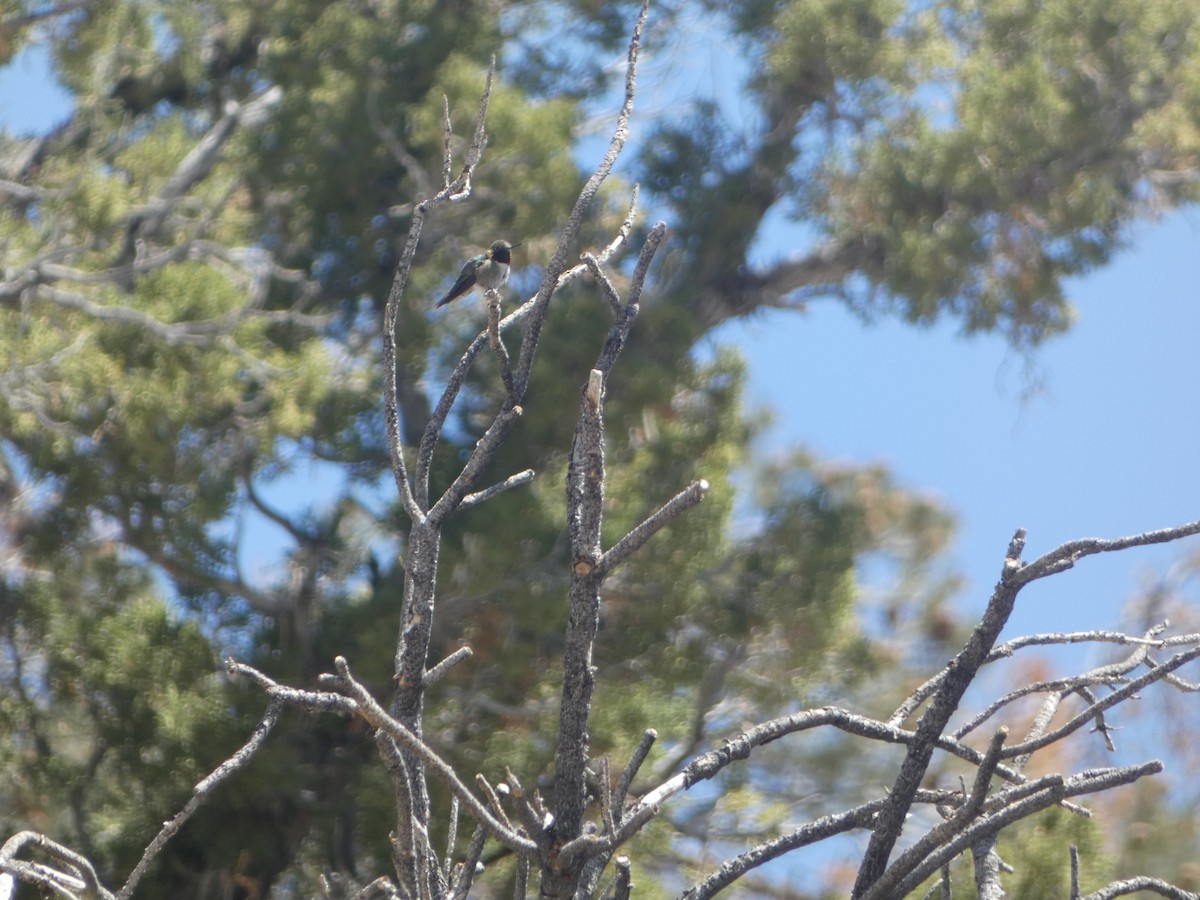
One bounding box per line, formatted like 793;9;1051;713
2;0;1199;894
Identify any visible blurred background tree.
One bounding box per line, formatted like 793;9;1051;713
1;0;1198;895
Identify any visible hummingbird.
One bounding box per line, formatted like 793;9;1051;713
435;240;519;308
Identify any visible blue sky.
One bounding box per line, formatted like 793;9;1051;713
3;39;1199;652
721;210;1200;641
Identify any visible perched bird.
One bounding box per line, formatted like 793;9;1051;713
435;240;519;308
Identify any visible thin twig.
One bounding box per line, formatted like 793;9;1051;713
0;831;114;900
1000;645;1200;759
599;480;708;576
448;826;488;900
581;254;623;316
1015;521;1200;585
680;800;885;900
381;58;497;523
444;795;460;887
426;405;524;524
598;757;616;837
476;774;514;830
864;727;1013;900
504;769;548;849
512;0;649;398
612;729;656;821
425;646;474;686
1079;877;1200;899
891;624;1179;729
461;469;536;509
230;659;535;855
486;290;516;399
413;185;641;506
869;762;1164;900
330;658;537;854
853;529;1030;898
118;696;284;900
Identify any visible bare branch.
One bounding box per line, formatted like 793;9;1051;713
449;60;495;200
514;856;529;900
448;826;487;900
871;762;1165;900
512;0;649;398
892;623;1176;729
504;769;549;850
592;221;665;378
0;831;114;900
612;729;656;821
922;865;952;900
475;774;514;831
375;730;425;896
958;625;1172;763
441;96;454;189
861;728;1014;900
954;672;1124;742
869;783;1067;900
460;469;536;509
853;528;1029;897
971;834;1004;900
1015;520;1200;585
427;405;524;525
1146;654;1200;692
968;727;1010;810
547;215;671;894
424;646;474;686
381;58;498;524
599;480;709;576
581;254;623;316
444;795;460;888
608;856;632;900
486;290;517;399
230;659;536;856
618;708;1019;857
413;186;642;508
553;365;609;856
681;801;884;900
1000;645;1200;759
329;658;536;855
118;696;284;900
1080;878;1200;899
598;757;615;838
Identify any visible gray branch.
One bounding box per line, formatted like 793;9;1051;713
599;479;709;576
118;696;284;900
381;58;497;524
1080;878;1200;899
512;0;649;399
412;186;641;509
0;831;114;900
852;528;1030;897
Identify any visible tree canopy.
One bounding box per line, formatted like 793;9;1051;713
2;0;1200;897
